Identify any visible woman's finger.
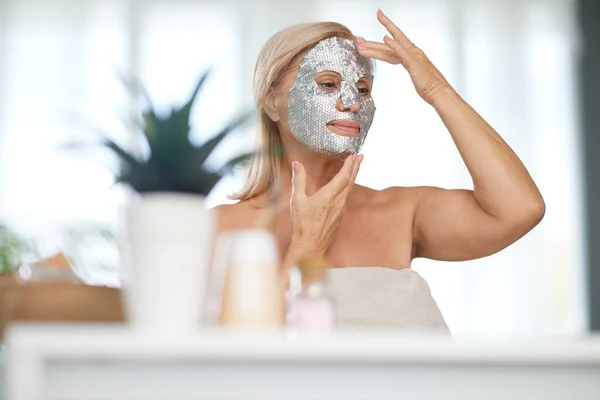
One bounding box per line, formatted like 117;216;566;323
324;155;356;196
341;154;362;198
351;154;362;182
356;40;400;63
383;35;414;69
376;9;414;49
357;36;410;65
357;46;398;64
357;39;393;53
291;161;307;199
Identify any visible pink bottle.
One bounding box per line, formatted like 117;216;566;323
288;256;335;334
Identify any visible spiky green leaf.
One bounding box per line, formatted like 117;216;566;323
102;139;141;170
175;69;211;132
194;110;254;167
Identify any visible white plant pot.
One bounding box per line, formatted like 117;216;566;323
120;193;215;334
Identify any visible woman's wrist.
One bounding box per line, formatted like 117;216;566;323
429;85;460;110
282;239;326;269
290;236;327;257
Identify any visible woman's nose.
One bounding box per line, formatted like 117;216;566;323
336;97;362;113
337;81;362;113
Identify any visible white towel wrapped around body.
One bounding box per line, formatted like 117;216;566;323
326;267;450;333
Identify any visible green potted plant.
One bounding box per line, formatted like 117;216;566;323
0;224;22;277
90;70;253;333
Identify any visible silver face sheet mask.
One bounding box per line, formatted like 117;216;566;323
287;36;376;158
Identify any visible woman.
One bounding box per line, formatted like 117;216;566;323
216;10;545;330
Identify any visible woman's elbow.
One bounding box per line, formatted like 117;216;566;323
516;195;546;231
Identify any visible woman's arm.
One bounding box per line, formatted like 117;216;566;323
359;10;545;261
411;88;545;260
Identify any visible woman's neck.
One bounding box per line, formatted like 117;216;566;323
279;154;345;196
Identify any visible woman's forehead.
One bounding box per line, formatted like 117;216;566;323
299;37;373;79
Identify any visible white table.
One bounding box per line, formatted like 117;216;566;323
4;323;600;400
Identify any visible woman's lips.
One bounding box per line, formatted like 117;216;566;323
326;119;360;136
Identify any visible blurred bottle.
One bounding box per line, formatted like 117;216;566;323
288;256;335;335
216;230;284;330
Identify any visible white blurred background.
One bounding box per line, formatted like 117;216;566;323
0;0;586;337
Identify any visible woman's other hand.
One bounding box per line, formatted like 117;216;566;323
288;154;362;259
356;9;453;105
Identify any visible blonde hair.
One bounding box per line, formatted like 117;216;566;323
231;22;355;201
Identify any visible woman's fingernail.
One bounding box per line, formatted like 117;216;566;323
384;34;392;41
378;8;384;15
359;154;364;162
292;161;298;172
356;37;366;43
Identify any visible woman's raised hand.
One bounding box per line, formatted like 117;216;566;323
356;9;453;105
288;154;362;257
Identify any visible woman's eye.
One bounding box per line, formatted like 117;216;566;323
358;88;371;95
319;82;338;90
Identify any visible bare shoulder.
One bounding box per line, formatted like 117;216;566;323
352;185;438;211
350;185;450;233
212;198;264;234
347;185;435;264
383;185;444;201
